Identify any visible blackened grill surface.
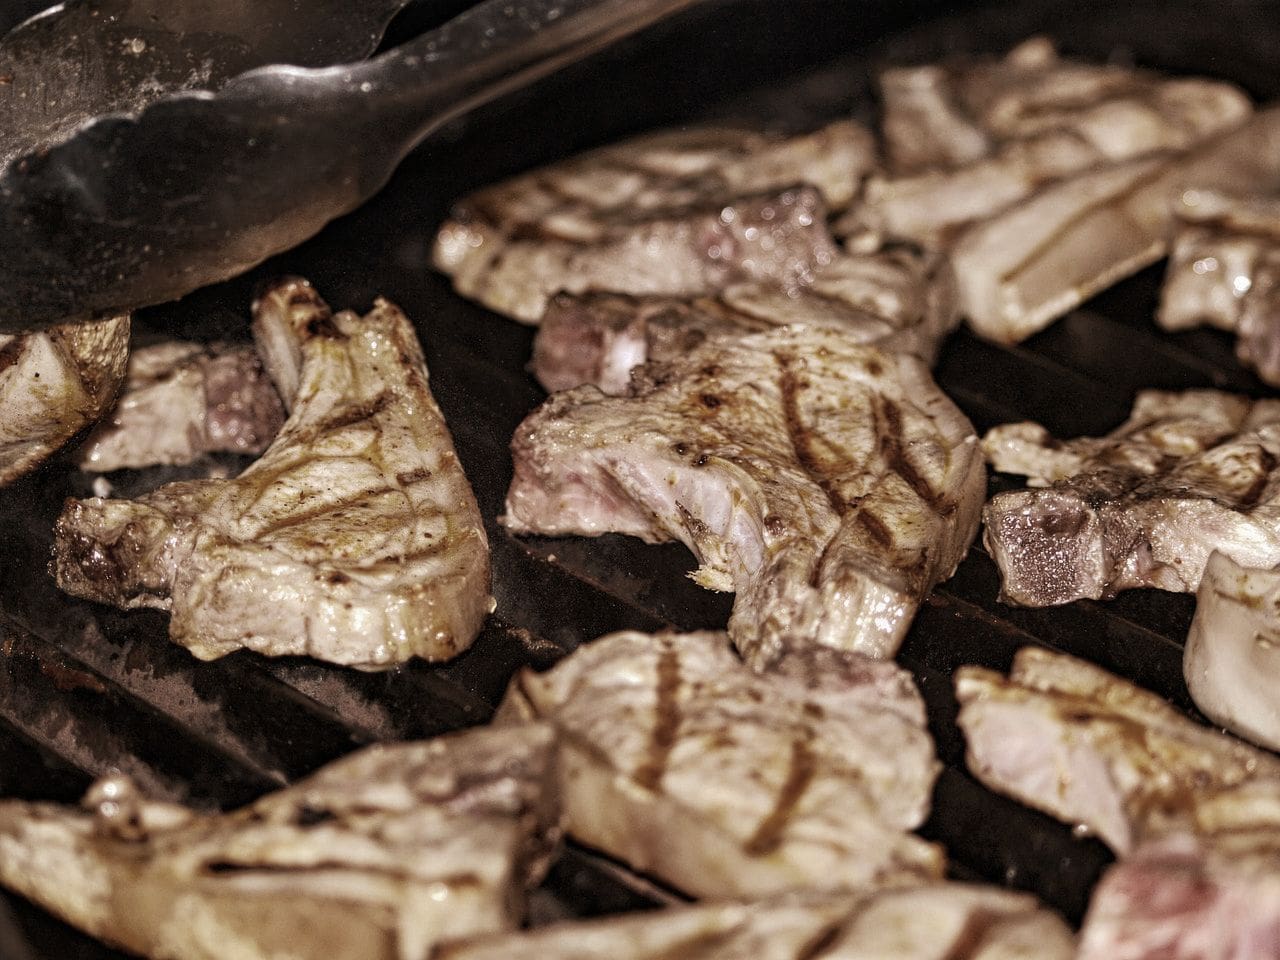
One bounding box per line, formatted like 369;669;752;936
2;0;1278;954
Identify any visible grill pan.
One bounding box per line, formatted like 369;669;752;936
3;0;1279;954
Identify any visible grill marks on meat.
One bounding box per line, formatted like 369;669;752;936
0;314;130;486
530;247;959;394
0;725;560;960
78;341;284;472
1158;190;1280;385
504;326;984;666
436;884;1075;960
53;279;492;669
496;630;943;900
982;390;1280;606
433;122;876;323
955;648;1280;960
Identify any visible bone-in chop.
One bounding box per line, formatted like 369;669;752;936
0;315;130;486
78;341;284;472
433;122;875;323
0;724;561;960
436;883;1075;960
497;630;943;899
1158;190;1280;385
54;279;492;669
982;389;1280;606
505;326;984;666
531;247;958;394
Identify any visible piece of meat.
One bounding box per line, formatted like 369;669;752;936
504;325;985;666
0;723;560;960
1184;550;1280;752
53;279;492;669
436;883;1075;960
953;106;1280;343
1158;190;1280;385
845;37;1252;249
0;314;130;486
77;341;284;472
433;121;876;323
495;629;943;899
955;646;1280;856
981;390;1280;607
530;247;958;394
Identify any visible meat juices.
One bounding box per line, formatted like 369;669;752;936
0;724;561;960
505;326;985;666
433;121;876;323
496;630;943;899
54;279;492;669
0;315;130;486
982;390;1280;606
78;341;284;472
531;247;958;395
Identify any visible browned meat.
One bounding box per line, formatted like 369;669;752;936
981;390;1280;606
0;724;561;960
78;341;284;472
53;279;492;669
530;247;958;394
496;630;943;899
433;121;876;323
504;325;985;666
0;315;130;486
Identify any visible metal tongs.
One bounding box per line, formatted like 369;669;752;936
0;0;699;333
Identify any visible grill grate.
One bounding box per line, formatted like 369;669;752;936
3;0;1278;954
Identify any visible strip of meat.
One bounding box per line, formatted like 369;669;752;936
1184;550;1280;752
0;724;560;960
78;341;284;472
495;630;943;899
504;325;984;666
530;247;958;394
0;314;130;486
436;883;1075;960
1158;190;1280;385
433;121;875;323
982;390;1280;606
53;279;492;669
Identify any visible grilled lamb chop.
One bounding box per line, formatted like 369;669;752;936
530;247;958;394
496;630;943;899
0;724;560;960
846;37;1252;250
1158;190;1280;385
982;389;1280;607
505;326;984;666
433;121;875;323
1184;551;1280;752
54;279;492;669
436;883;1075;960
0;315;130;486
78;341;284;472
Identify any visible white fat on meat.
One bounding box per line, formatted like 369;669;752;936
0;724;561;960
53;279;492;669
495;630;943;899
505;325;985;666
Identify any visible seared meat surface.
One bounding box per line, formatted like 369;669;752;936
496;630;943;899
0;724;561;960
54;279;492;669
505;326;984;666
433;121;875;323
982;390;1280;606
437;883;1075;960
0;315;130;486
1159;190;1280;385
78;341;284;472
531;247;958;394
